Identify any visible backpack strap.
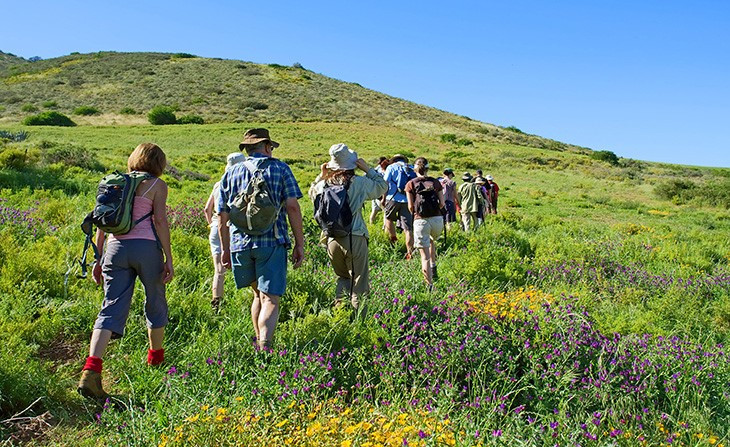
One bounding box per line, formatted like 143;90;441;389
78;213;100;278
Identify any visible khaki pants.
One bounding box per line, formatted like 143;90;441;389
327;234;369;309
462;212;479;232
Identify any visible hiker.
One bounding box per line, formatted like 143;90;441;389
369;156;389;225
486;174;499;214
309;144;387;310
439;168;459;228
204;152;245;311
217;128;304;350
78;143;174;400
457;172;481;232
475;175;491;221
405;157;445;288
383;154;417;258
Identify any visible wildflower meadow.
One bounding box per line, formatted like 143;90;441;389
0;123;729;446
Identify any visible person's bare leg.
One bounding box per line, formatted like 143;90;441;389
384;219;397;242
405;230;414;255
250;284;262;341
89;329;113;358
369;207;378;225
148;327;164;351
419;247;432;286
257;292;280;350
212;253;225;309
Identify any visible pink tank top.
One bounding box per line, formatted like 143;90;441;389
109;180;158;242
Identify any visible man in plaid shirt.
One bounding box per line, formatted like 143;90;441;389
217;128;305;350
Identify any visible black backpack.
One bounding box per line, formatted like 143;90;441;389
413;177;442;217
314;179;353;238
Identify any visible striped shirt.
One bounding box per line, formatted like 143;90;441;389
217;153;302;252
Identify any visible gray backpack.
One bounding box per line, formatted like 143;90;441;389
229;159;282;236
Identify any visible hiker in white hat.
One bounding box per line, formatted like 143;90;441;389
309;143;388;313
204;152;245;311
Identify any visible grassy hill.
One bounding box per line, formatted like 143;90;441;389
1;51;730;446
0;51;584;151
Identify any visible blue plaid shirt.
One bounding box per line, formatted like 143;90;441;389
217;153;302;252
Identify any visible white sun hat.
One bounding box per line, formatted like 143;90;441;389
326;143;358;171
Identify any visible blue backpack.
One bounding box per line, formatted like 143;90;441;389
393;163;415;193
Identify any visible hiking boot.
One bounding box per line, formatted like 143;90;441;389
77;370;108;401
431;266;439;281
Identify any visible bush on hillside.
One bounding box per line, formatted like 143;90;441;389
73;105;100;116
590;150;620;165
148;106;177;125
170;53;197;59
42;100;57;109
21;104;38;113
0;148;32;170
440;133;457;143
505;125;524;134
241;100;268;110
119;107;137;115
0;130;29;142
177;114;204;124
456;138;473;146
42;144;104;171
22;111;76;127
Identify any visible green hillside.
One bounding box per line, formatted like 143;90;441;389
0;51;582;151
0;51;26;70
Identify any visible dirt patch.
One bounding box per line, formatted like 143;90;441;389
1;410;56;445
37;336;83;372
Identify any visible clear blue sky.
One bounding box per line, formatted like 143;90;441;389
3;0;729;167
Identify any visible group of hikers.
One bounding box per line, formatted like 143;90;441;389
76;128;500;400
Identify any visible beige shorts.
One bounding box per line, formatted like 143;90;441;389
413;216;444;249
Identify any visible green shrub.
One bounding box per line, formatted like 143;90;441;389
505;125;524;134
456;138;473;146
170;53;197;59
42;100;57;109
0;148;32;170
241;100;268;110
654;179;697;202
590;150;620;165
177;114;205;124
73;105;100;116
119;107;137;115
22;111;76;127
439;133;457;143
21;103;38;113
42;145;104;171
148;106;177;125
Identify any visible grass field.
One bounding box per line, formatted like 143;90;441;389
1;122;729;446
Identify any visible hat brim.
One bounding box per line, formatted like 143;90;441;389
326;161;356;171
239;138;280;150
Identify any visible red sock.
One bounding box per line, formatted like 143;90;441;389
83;356;103;373
147;349;164;366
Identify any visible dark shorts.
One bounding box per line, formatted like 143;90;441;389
384;200;413;231
94;239;167;338
444;200;457;223
231;245;287;296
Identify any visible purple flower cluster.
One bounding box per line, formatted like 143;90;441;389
0;198;58;239
166;204;208;235
528;259;730;295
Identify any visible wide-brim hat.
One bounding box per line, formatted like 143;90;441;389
326;143;358;171
226;152;245;170
391;154;408;163
239;128;280;150
475;176;487;185
443;168;454;175
461;172;473;182
486;174;494;181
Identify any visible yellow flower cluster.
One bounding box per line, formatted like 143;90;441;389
160;398;467;447
465;287;552;320
653;421;724;447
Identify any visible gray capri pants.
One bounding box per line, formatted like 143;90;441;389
93;239;168;338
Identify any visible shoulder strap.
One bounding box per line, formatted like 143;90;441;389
141;178;160;198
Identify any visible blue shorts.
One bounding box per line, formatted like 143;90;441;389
231;245;287;296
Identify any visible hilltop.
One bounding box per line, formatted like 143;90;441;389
0;51;582;152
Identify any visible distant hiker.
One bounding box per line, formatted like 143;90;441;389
217;128;305;350
369;156;390;225
310;144;387;311
439;168;459;227
383;154;417;258
457;172;481;232
486;174;499;214
405;157;445;288
204;152;245;311
78;143;174;400
474;175;491;221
